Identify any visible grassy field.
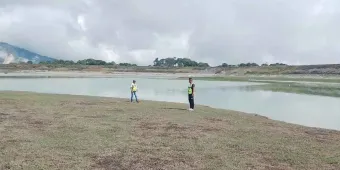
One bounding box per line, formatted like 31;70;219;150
1;92;340;170
239;83;340;98
179;76;340;83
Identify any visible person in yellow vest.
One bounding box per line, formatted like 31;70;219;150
188;77;195;111
130;80;139;103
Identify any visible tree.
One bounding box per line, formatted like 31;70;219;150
119;63;137;66
106;61;116;65
153;57;177;67
153;58;165;66
176;58;198;67
152;57;208;67
39;61;52;64
238;63;247;67
198;62;210;67
249;63;259;67
269;63;287;66
53;59;75;65
37;58;139;66
164;57;177;67
221;63;228;67
153;58;159;66
238;62;259;67
76;58;106;65
27;60;33;64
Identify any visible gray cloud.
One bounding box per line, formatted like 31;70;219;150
1;0;340;66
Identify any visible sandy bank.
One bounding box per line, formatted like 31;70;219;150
0;70;215;78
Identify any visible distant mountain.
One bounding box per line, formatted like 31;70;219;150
0;42;56;64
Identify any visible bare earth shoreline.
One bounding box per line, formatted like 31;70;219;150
0;70;214;78
0;91;340;169
1;70;340;80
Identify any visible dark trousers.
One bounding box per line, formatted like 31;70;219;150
131;91;138;102
188;94;194;109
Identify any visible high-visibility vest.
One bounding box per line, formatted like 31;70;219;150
132;84;137;91
188;84;193;94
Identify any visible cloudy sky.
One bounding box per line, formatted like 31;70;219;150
1;0;340;66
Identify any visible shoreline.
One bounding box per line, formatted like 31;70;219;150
1;70;340;99
0;70;215;78
1;91;339;169
0;90;282;119
2;90;270;120
2;89;339;130
0;90;338;131
0;70;339;82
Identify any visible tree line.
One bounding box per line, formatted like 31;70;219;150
219;62;287;68
28;57;287;68
153;57;209;67
37;58;137;67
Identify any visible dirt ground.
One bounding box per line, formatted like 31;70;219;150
0;91;339;170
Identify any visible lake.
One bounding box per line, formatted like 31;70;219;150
0;77;339;130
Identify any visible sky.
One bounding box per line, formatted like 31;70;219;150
1;0;340;66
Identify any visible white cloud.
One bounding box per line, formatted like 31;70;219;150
1;0;340;66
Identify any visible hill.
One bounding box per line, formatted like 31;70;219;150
0;42;56;64
0;44;339;75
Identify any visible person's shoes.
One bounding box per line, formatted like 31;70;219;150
189;108;194;111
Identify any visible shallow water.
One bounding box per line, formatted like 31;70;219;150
0;77;339;130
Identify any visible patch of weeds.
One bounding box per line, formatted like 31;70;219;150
92;151;128;170
324;155;340;165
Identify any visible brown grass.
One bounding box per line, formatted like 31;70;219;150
0;91;339;170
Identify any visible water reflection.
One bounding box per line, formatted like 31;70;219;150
0;78;339;130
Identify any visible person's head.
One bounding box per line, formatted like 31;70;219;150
189;77;193;83
133;80;136;83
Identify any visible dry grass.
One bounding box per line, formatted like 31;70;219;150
0;91;340;170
